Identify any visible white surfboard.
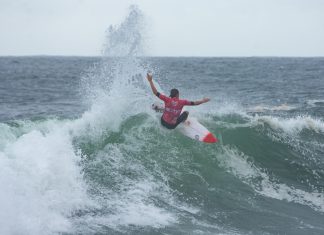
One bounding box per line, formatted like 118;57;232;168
152;102;217;143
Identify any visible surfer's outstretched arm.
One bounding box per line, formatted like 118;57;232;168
192;98;210;105
147;73;158;95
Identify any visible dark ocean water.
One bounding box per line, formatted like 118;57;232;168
0;56;323;235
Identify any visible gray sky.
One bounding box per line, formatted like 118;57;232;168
0;0;323;56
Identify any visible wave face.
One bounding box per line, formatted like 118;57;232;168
1;6;324;235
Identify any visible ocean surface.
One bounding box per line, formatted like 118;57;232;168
0;56;323;235
1;6;324;235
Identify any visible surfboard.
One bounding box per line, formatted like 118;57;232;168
152;102;218;143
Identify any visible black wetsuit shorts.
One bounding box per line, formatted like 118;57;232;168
161;111;189;129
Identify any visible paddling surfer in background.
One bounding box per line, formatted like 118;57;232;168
147;73;210;129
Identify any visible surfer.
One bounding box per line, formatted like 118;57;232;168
147;73;210;129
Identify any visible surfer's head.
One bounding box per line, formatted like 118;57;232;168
170;88;179;98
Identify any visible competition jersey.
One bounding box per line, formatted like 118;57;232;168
156;92;192;124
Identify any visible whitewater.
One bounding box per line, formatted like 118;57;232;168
0;6;324;235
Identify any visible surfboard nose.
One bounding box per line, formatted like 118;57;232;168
203;132;218;143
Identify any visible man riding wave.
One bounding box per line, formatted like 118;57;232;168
147;73;210;129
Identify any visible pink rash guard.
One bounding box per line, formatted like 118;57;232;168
157;92;192;124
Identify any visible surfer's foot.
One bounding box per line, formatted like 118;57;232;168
184;120;190;126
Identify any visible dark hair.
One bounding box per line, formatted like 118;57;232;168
170;88;179;98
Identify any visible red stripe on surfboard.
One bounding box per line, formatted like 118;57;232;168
203;132;218;143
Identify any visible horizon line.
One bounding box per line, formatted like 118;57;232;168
1;54;324;58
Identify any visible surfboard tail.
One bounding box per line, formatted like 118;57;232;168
203;132;218;143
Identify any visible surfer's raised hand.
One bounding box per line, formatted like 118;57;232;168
146;73;153;82
147;73;158;95
202;98;210;103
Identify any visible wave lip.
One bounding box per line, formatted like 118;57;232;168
253;115;324;134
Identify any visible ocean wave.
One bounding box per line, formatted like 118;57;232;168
1;103;323;233
192;105;324;137
253;115;324;134
0;111;181;234
0;123;92;235
247;104;297;113
218;146;324;213
307;99;324;107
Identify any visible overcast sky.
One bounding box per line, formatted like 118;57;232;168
0;0;323;56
